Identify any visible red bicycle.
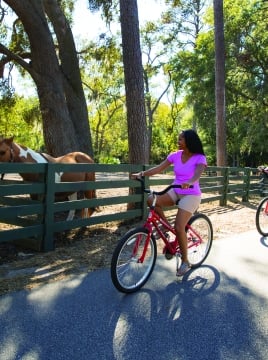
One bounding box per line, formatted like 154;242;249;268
255;166;268;236
111;178;213;293
256;196;268;236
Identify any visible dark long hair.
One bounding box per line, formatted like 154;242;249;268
182;129;205;155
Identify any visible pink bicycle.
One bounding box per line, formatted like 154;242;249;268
111;178;213;293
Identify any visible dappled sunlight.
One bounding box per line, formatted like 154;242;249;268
27;273;86;312
0;336;20;360
0;339;41;360
111;264;267;360
0;295;13;315
166;292;182;321
113;314;130;357
0;254;267;360
0;257;83;295
31;259;74;280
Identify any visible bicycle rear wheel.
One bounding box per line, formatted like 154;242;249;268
187;213;213;268
111;227;157;293
256;197;268;236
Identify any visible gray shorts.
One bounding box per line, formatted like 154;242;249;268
167;188;201;214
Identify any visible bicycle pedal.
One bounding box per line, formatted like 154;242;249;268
163;245;173;260
164;251;173;260
163;240;177;260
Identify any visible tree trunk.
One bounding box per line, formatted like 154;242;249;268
119;0;149;164
214;0;227;166
44;0;93;156
3;0;93;157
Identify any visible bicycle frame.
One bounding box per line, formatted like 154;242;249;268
263;200;268;214
136;206;203;264
110;179;213;293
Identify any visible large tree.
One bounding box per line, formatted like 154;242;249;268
213;0;226;166
88;0;149;164
161;0;209;130
0;0;93;157
119;0;149;164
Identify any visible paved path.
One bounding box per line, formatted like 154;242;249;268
0;230;267;360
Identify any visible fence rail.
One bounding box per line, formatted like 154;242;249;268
0;163;262;251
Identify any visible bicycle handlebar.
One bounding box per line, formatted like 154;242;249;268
135;177;193;195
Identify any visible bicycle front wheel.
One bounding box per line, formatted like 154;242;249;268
256;197;268;236
187;213;213;268
111;227;157;293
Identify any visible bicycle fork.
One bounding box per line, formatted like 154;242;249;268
134;225;153;263
264;201;268;215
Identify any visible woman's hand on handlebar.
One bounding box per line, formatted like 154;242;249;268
180;182;192;189
131;172;143;179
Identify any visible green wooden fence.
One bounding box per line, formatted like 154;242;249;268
0;163;261;251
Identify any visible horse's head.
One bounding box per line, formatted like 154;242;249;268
0;136;14;163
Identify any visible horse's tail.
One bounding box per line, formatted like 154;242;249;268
84;171;100;213
84;171;96;199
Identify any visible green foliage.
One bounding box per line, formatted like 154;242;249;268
89;103;129;163
222;0;268;165
98;155;121;164
87;0;116;22
2;0;268;167
162;0;268;166
59;0;75;24
79;34;128;162
150;103;181;162
0;95;43;150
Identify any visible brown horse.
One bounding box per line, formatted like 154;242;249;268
0;136;97;220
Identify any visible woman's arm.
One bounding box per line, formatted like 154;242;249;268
183;163;206;187
131;159;171;179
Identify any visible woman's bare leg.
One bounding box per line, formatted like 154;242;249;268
174;208;192;263
147;193;174;223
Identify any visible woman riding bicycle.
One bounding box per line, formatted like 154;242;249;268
132;129;207;276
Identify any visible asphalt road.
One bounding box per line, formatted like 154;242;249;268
0;229;267;360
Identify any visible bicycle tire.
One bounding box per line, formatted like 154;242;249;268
256;197;268;236
187;213;213;268
111;227;157;293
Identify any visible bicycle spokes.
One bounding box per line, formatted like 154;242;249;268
111;228;157;293
187;229;201;246
186;214;213;268
130;233;151;263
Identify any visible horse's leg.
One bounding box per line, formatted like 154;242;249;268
56;171;76;221
82;172;98;218
81;207;89;218
59;168;98;219
66;192;77;221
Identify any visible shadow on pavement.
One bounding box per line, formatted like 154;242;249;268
1;255;267;360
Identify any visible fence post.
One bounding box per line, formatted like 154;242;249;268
220;167;228;206
42;163;55;251
141;166;150;220
259;170;268;196
242;167;251;202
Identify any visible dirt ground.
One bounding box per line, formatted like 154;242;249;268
0;194;260;296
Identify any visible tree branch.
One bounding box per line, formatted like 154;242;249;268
0;42;33;76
